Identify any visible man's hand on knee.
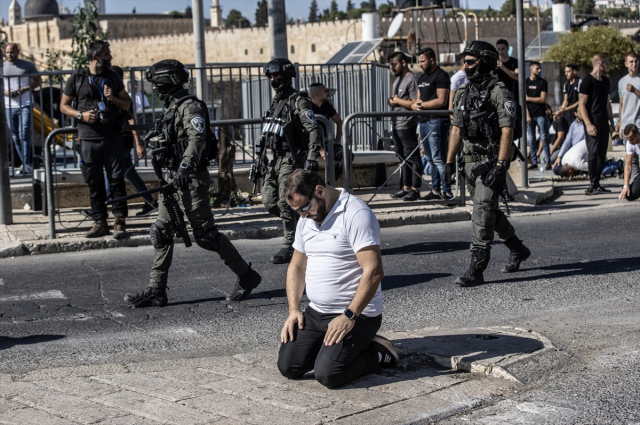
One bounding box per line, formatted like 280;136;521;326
281;311;304;343
324;314;355;346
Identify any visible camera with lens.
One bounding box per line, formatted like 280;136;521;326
95;101;108;123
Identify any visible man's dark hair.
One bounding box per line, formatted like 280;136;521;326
284;169;327;201
565;63;578;71
530;61;541;68
496;39;509;48
544;103;552;111
417;48;436;61
626;51;638;61
111;65;124;79
389;51;408;64
86;40;110;61
309;82;324;88
624;123;637;137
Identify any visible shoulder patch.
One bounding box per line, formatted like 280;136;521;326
496;81;507;88
303;109;317;124
191;117;205;133
504;101;517;118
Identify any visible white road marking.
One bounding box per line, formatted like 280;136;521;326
0;278;5;285
0;290;66;302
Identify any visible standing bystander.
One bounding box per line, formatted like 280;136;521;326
411;48;451;200
578;54;615;195
388;52;420;201
620;124;640;201
449;56;469;112
277;169;398;389
3;43;40;175
526;61;550;169
60;40;132;238
495;39;519;102
615;53;640;143
553;64;581;149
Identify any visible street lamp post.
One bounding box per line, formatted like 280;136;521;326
0;37;12;225
516;0;528;188
192;0;208;101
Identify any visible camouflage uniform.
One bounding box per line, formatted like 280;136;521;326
149;90;249;288
261;85;322;250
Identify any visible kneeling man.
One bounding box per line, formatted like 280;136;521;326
277;170;398;389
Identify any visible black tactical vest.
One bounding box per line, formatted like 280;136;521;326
459;78;502;141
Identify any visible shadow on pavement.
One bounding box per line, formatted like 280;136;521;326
382;273;451;290
0;334;65;350
488;257;640;285
382;241;469;256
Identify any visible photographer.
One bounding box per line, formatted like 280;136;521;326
60;41;132;238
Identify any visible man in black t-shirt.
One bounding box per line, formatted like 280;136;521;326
525;61;550;169
60;40;132;238
495;39;519;103
411;47;451;200
309;82;349;178
578;54;614;195
551;64;581;158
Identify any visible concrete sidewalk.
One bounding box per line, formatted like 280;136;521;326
0;326;565;425
0;180;559;258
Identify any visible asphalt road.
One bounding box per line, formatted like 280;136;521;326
1;203;640;423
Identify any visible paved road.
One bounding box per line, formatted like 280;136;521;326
1;202;640;423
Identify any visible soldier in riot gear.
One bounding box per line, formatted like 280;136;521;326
444;41;531;287
123;59;262;306
257;58;322;264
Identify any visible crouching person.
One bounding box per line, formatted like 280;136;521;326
277;169;398;389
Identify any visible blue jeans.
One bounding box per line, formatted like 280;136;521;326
527;115;550;166
420;118;451;193
6;105;32;166
105;149;153;204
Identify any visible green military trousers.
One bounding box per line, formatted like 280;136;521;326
262;154;298;248
464;162;516;251
149;170;249;288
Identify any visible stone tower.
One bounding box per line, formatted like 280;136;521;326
9;0;22;26
210;0;222;28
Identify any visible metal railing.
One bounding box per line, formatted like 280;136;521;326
42;116;335;239
341;110;465;207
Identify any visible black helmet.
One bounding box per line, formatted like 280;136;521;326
462;41;499;82
264;58;296;91
145;59;190;96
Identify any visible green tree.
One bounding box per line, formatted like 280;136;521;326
574;0;596;15
331;0;338;13
478;5;499;18
309;0;319;23
347;8;365;19
69;0;109;70
500;0;515;17
255;0;268;27
346;0;354;11
545;25;640;71
226;9;251;28
44;48;66;82
378;1;394;17
321;9;347;21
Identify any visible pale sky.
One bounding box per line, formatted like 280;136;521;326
0;0;504;23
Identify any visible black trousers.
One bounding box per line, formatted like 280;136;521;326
79;134;128;220
277;307;381;389
392;126;422;189
626;177;640;201
583;123;609;187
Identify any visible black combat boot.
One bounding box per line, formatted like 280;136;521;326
455;248;490;287
502;237;531;273
227;263;263;301
271;246;294;264
124;287;168;307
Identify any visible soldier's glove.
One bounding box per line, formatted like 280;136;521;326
173;163;192;190
444;163;455;186
304;160;319;173
483;164;507;192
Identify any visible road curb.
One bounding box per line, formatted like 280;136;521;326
401;396;491;425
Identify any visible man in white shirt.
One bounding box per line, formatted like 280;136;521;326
616;53;640;142
278;170;398;389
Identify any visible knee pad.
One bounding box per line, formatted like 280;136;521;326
150;221;174;249
193;227;220;252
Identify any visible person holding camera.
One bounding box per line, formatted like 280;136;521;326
60;40;132;239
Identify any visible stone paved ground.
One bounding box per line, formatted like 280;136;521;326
0;328;532;425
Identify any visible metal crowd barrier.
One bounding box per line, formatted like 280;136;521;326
341;110;465;207
42;117;335;239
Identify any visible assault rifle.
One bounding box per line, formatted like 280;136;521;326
106;147;193;247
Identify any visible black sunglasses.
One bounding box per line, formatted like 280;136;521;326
294;190;315;214
464;59;479;65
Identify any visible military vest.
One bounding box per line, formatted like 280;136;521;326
262;91;311;152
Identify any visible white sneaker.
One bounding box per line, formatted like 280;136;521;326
24;164;33;175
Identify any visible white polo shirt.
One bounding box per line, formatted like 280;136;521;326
292;188;383;317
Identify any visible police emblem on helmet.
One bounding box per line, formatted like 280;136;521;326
191;117;205;133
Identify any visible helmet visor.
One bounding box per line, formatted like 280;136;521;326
144;69;153;82
264;64;282;75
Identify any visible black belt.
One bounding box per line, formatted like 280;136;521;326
274;150;292;157
463;153;488;163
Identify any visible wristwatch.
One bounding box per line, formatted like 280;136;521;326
344;308;359;321
497;160;507;167
76;112;83;122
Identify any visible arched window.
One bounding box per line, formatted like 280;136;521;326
260;48;263;54
245;49;248;55
311;44;316;52
290;45;295;54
